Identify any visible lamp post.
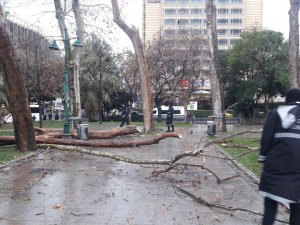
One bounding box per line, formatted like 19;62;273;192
49;28;83;138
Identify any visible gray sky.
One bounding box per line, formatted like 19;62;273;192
3;0;292;51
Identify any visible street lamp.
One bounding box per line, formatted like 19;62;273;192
49;28;83;138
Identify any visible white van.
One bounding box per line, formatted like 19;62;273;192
152;106;185;119
3;105;40;123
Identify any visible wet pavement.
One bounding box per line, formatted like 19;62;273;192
0;124;289;225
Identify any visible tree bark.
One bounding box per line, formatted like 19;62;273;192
206;0;227;132
34;126;140;139
289;0;300;88
111;0;155;132
53;0;73;118
72;0;85;119
0;5;36;151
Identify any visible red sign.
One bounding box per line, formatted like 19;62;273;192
180;79;189;88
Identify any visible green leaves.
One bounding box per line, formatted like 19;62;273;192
223;30;289;117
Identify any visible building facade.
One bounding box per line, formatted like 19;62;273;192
142;0;262;50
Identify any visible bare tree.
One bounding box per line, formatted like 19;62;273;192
118;51;140;109
148;33;208;123
0;4;36;151
289;0;300;88
206;0;226;132
111;0;154;132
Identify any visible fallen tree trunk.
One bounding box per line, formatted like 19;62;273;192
0;132;181;147
34;125;141;139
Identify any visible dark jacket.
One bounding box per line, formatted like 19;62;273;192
166;105;174;125
121;106;130;119
259;104;300;203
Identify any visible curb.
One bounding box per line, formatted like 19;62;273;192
0;148;49;171
212;141;260;184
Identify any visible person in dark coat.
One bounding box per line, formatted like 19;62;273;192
258;88;300;225
166;102;174;132
120;104;130;127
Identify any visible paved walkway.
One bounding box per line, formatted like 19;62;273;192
0;124;289;225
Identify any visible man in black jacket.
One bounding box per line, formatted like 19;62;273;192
166;102;174;132
120;104;130;127
259;88;300;225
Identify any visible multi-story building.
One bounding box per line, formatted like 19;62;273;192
142;0;262;51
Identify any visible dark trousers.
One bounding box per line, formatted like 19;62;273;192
263;197;300;225
120;118;130;127
167;124;174;132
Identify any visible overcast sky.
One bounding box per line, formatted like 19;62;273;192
3;0;292;50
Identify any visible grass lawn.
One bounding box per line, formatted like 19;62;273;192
219;137;262;177
0;145;26;165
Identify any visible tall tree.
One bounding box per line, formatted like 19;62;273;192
80;35;120;122
111;0;154;132
289;0;300;88
224;30;289;117
118;51;140;108
206;0;226;131
0;5;36;151
147;33;208;123
72;0;85;118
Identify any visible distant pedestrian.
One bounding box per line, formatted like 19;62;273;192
258;88;300;225
54;112;59;120
43;114;46;120
166;102;174;132
120;104;130;127
48;112;52;121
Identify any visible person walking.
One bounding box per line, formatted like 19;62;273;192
120;104;130;127
258;88;300;225
166;102;174;132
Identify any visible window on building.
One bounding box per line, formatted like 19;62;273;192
165;9;176;15
217;19;228;25
232;0;242;3
191;8;202;15
178;8;189;15
203;29;207;34
231;8;242;15
178;0;189;4
178;19;189;26
165;0;176;4
191;29;201;35
165;29;176;36
191;0;202;3
230;39;238;46
230;29;241;35
191;19;201;26
218;0;229;3
178;29;189;35
217;8;228;15
231;19;242;25
165;19;176;26
217;29;228;35
218;39;228;46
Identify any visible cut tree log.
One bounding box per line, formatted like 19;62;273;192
0;131;181;147
34;125;141;139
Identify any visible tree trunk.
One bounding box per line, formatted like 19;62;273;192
53;0;73;122
289;0;300;88
206;0;227;132
0;5;36;151
0;129;181;147
72;0;85;119
34;126;140;139
111;0;155;133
